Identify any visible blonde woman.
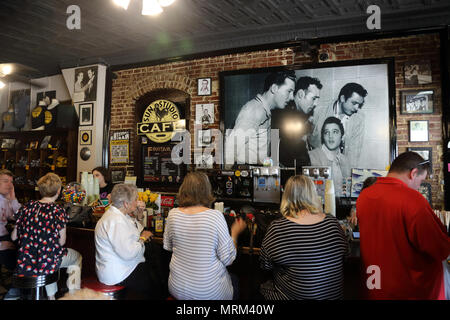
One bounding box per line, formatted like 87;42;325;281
259;175;347;300
163;172;247;300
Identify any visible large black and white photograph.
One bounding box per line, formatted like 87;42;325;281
195;103;214;125
73;66;97;102
404;61;432;85
401;90;433;114
222;61;392;197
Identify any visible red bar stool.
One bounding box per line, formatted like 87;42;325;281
82;277;125;299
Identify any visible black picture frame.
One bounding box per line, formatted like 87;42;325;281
79;103;94;126
407;147;432;164
111;168;126;183
409;120;429;142
400;90;434;114
197;78;212;96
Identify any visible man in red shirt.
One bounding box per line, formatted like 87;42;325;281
356;151;450;299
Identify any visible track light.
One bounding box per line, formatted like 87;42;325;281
113;0;130;10
142;0;163;16
0;80;5;89
158;0;176;7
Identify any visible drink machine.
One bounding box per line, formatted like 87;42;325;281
302;166;335;216
253;166;281;203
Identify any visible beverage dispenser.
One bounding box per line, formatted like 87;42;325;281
302;166;335;216
253;166;281;203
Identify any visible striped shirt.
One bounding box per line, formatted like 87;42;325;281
163;208;236;300
260;215;347;300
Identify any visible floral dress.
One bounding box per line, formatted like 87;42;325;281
14;201;68;276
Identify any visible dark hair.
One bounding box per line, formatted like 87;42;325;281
320;116;345;145
294;76;323;95
177;172;215;208
338;82;368;102
92;167;110;183
263;70;296;92
361;177;377;191
388;151;431;175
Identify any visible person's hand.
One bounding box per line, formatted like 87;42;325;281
0;240;15;250
140;230;153;242
348;207;358;226
231;217;247;237
7;187;16;201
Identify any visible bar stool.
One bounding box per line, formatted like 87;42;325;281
82;277;125;299
12;271;60;300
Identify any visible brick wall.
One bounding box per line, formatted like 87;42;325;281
110;33;444;207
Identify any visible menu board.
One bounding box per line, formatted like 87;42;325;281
143;144;184;184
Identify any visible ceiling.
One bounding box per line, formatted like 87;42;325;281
0;0;449;79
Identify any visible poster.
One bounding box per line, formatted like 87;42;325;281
110;130;130;164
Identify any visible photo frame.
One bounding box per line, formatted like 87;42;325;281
197;78;212;96
79;103;93;126
404;60;432;85
80;130;92;145
409;120;429;142
400;90;434;114
195;103;214;125
194;153;214;169
197;129;212;147
407;147;432;166
73;66;98;102
111;168;126;183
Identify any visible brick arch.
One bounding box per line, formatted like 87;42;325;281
129;74;194;100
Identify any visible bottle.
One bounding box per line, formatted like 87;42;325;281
155;214;164;234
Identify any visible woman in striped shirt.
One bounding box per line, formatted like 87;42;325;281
260;175;348;299
163;172;247;300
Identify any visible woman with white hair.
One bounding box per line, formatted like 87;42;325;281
95;183;154;298
259;175;348;300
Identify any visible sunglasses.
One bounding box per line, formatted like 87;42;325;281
417;160;430;166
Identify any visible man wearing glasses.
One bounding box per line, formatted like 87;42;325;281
0;169;21;299
356;152;450;299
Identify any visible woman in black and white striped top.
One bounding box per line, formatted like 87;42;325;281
260;175;348;300
163;172;247;300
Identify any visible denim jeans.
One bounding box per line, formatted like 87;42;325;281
45;248;82;297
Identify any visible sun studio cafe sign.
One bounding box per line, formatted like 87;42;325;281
137;99;186;143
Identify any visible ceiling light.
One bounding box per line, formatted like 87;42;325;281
1;64;12;75
113;0;130;10
0;80;5;89
158;0;175;7
142;0;163;15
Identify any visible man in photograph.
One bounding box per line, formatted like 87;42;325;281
201;107;213;125
199;79;210;95
309;82;368;168
85;68;96;101
271;76;323;168
225;70;296;164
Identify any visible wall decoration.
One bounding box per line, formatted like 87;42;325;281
79;129;92;145
194;153;214;169
36;90;56;105
73;66;98;102
110;130;130;165
197;129;212;147
10;88;31;130
409;120;429;142
1;138;15;149
404;60;432;85
79;103;93;126
419;182;432;206
195;103;214;125
111;168;126;183
197;78;212;96
400;90;433;114
351;168;388;198
221;60;394;196
407;147;432;166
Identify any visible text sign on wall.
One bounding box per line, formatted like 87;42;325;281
110;130;130;164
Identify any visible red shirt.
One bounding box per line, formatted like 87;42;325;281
356;177;450;299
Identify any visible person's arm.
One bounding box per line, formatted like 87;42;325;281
108;220;145;261
162;211;173;252
216;215;245;266
346;114;365;168
11;225;17;241
59;227;66;246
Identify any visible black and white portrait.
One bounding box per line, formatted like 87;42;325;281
79;103;93;126
194;153;213;169
36;90;56;106
73;66;98;102
401;90;433;114
198;129;212;147
409;120;429;142
408;147;432;164
222;62;391;196
197;78;211;96
195;103;214;125
404;61;432;85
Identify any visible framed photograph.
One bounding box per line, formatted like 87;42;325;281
79;103;93;126
36;90;56;105
1;138;16;149
111;168;126;183
197;78;212;96
73;66;98;102
197;129;212;147
404;61;432;85
401;90;434;114
194;153;214;169
80;130;92;145
407;147;432;165
409;120;429;142
195;103;214;125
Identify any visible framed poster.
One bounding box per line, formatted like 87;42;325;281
79;103;93;126
221;59;394;196
197;78;212;96
73;66;98;102
80;130;92;145
407;147;432;166
400;90;433;114
110;130;130;164
409;120;429;142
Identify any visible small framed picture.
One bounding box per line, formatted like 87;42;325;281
197;78;212;96
111;168;126;183
404;61;432;85
80;130;92;145
197;129;212;147
194;153;214;169
409;120;429;142
408;147;432;165
195;103;214;125
401;90;434;114
79;103;94;126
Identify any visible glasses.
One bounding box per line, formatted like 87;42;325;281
416;160;432;178
417;160;430;166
